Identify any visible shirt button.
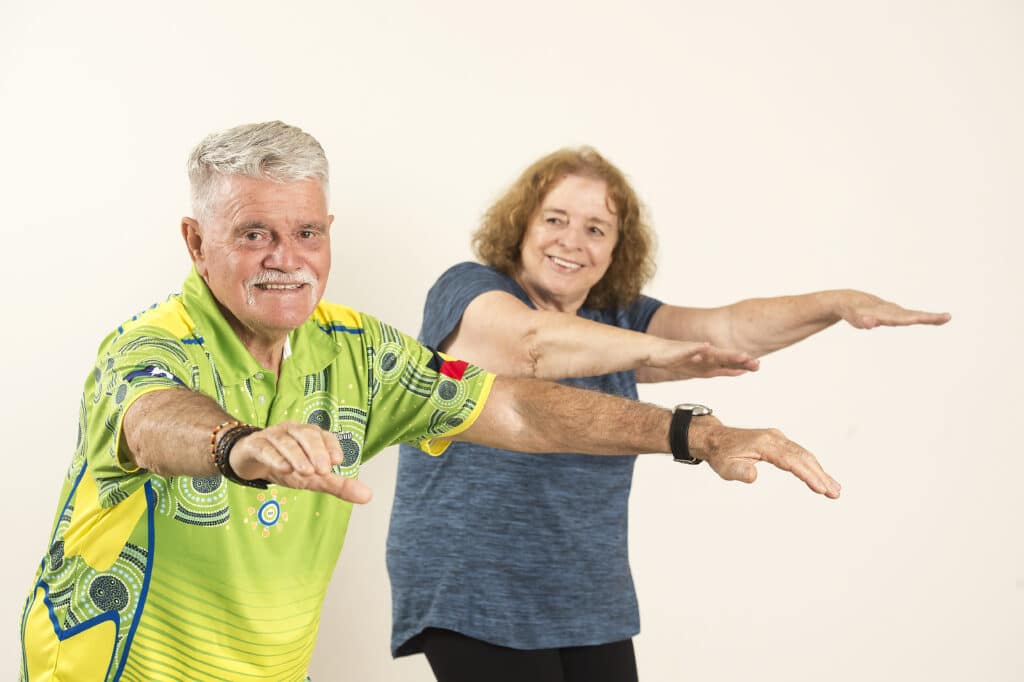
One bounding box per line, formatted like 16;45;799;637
258;395;266;404
255;372;264;381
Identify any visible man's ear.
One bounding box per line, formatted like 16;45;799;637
181;218;207;275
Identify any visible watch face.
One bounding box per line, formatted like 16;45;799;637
675;402;712;416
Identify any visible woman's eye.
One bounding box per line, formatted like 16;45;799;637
589;226;605;236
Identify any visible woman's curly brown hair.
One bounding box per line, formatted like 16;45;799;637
472;147;656;309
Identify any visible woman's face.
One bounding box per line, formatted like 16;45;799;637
516;174;619;312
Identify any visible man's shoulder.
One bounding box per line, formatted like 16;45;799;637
101;294;197;349
310;300;366;336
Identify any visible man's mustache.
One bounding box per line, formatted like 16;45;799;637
246;270;318;287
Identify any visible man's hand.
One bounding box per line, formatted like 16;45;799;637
647;339;760;380
689;417;841;499
229;421;373;504
836;290;951;330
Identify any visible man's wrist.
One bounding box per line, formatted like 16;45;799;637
214;424;268;488
686;415;723;461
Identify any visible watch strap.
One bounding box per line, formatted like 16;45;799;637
670;407;702;464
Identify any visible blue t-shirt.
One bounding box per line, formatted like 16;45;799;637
386;262;663;654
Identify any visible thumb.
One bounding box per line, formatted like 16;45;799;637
327;476;374;504
723;460;757;484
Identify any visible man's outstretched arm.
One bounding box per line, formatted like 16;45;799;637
122;388;373;503
453;376;842;499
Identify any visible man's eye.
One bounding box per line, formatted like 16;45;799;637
244;232;263;241
299;230;315;239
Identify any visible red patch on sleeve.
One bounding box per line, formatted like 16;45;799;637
439;359;468;380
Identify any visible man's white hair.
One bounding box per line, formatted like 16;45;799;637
187;121;329;218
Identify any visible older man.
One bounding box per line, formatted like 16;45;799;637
20;121;840;681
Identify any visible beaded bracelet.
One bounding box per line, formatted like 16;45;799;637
211;422;269;489
209;420;241;461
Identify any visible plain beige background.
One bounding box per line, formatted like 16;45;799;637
2;1;1021;680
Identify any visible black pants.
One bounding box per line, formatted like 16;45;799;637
418;628;639;682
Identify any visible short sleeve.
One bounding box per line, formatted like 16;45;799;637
624;294;664;333
419;262;525;347
358;313;495;459
85;325;193;506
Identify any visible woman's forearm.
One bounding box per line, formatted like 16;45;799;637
724;290;843;357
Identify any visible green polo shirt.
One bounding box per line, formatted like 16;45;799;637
21;269;494;682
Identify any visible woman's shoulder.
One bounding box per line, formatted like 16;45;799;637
581;293;663;331
430;261;522;299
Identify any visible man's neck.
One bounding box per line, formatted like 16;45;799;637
218;305;290;378
242;335;286;377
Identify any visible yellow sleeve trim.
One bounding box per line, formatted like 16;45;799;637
420;371;496;456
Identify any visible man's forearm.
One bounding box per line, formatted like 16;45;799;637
457;376;672;455
122;388;231;477
455;376;841;497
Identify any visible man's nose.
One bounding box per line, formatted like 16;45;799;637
263;237;301;270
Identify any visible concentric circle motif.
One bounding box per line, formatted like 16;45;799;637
431;376;467;410
48;540;65;571
89;575;129;612
376;342;406;383
245;489;289;538
338;433;361;467
191;476;221;494
257;500;281;527
307;408;332;431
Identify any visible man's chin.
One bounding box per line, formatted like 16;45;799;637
247;303;317;333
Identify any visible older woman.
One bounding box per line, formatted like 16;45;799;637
386;148;948;682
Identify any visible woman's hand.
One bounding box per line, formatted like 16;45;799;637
835;290;951;330
644;339;760;380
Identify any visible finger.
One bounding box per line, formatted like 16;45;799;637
247;437;292;474
707;368;752;378
757;433;840;498
700;348;760;372
262;427;315;475
229;435;289;480
870;309;952;327
319;428;346;468
288;424;334;474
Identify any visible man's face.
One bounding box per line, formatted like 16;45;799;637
187;175;332;341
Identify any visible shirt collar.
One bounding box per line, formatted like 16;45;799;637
181;268;341;385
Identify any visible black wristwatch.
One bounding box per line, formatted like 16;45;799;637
670;403;713;464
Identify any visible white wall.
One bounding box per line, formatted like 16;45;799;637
2;1;1020;680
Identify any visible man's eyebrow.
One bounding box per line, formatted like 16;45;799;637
299;222;327;230
235;220;268;232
